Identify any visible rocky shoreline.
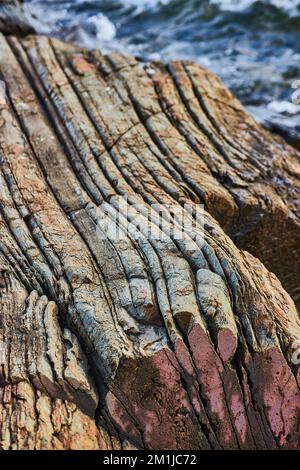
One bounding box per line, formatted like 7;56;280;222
0;7;300;451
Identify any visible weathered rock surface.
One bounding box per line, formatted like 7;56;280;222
0;34;300;450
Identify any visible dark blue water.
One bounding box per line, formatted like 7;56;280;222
23;0;300;142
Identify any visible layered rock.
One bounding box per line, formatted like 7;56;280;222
0;34;299;449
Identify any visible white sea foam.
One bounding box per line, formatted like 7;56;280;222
211;0;300;14
87;13;116;42
121;0;300;14
267;100;300;115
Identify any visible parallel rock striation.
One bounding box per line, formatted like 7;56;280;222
0;34;299;449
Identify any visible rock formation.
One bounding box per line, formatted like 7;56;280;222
0;33;299;449
0;1;35;36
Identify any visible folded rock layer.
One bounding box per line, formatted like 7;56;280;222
0;34;299;449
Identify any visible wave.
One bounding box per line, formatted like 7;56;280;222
25;0;300;17
117;0;171;12
87;13;116;41
21;0;300;143
109;0;300;16
211;0;300;14
106;0;300;14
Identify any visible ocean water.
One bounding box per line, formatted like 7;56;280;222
22;0;300;143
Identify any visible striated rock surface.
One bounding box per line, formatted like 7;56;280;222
0;34;299;449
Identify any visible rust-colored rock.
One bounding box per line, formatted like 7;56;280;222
0;34;299;450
